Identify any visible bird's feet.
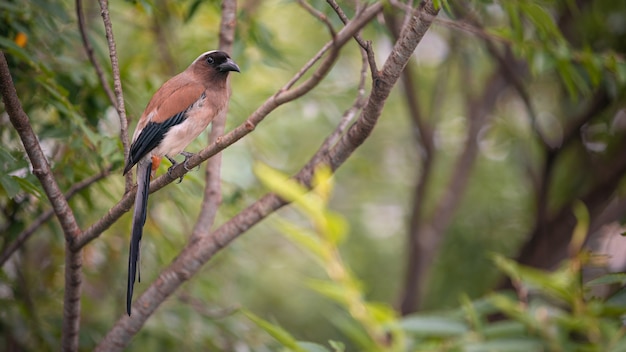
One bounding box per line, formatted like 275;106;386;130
165;155;183;183
179;151;195;171
166;152;196;183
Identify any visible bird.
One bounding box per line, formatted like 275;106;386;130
122;50;240;316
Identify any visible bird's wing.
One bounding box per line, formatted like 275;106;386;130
124;77;205;174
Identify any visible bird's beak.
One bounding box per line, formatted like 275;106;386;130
218;58;240;73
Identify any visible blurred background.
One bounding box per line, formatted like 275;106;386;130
1;0;626;350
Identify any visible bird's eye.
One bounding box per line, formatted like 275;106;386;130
206;56;214;64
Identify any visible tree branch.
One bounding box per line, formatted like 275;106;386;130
76;0;117;109
62;245;82;351
0;52;83;352
299;0;336;39
0;167;111;267
94;2;438;349
327;1;367;51
511;91;615;272
97;0;132;192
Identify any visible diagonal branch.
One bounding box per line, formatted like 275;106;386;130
97;0;132;192
94;2;438;349
0;52;84;352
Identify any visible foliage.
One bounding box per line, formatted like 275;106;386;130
250;165;626;351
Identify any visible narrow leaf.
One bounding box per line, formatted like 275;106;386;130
241;309;303;351
399;315;468;336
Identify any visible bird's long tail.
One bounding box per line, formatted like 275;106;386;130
127;159;152;316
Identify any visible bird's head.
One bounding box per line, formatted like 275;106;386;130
191;50;240;82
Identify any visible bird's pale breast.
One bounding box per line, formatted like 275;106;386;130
152;94;223;158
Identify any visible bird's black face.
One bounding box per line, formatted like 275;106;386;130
202;51;240;74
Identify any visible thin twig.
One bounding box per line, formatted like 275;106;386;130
299;0;336;38
0;167;111;267
76;0;117;109
97;0;132;192
282;41;334;92
0;52;83;352
281;2;380;92
327;0;367;50
177;292;239;319
327;0;378;75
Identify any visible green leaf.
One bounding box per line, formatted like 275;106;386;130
0;175;21;198
606;287;626;308
311;165;333;203
531;50;555;76
504;3;523;42
324;211;348;245
14;176;43;199
364;301;396;325
482;320;527;339
464;338;544;352
184;0;204;23
579;49;603;87
586;273;626;287
399;315;468;337
241;309;304;351
330;315;374;351
520;3;563;42
616;61;626;85
569;200;589;255
307;279;349;306
328;340;345;352
100;137;120;159
254;163;324;221
556;61;579;98
296;342;331;352
492;254;577;302
275;218;328;261
0;37;35;65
